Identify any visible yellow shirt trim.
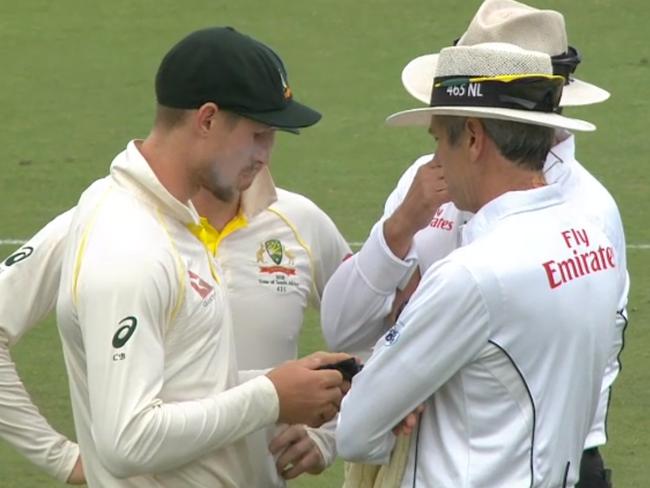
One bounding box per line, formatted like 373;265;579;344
155;208;186;324
187;212;248;256
72;186;114;305
187;212;248;284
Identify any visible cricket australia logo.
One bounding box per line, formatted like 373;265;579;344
256;239;296;275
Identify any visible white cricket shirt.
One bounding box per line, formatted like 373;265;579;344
214;170;351;486
0;164;348;487
56;141;279;487
0;210;78;482
337;186;620;487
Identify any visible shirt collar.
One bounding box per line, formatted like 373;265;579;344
239;166;278;219
461;185;564;245
543;131;576;185
110;140;201;225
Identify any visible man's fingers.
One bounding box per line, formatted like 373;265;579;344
275;435;311;474
392;404;426;435
282;450;325;480
323;402;339;420
269;424;300;455
319;368;345;387
275;434;326;480
301;351;352;369
322;386;343;410
307;401;339;427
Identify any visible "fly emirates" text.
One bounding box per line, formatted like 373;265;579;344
542;228;615;289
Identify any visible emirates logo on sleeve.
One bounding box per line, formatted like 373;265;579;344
429;206;454;231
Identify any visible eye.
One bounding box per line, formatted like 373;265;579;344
254;129;276;144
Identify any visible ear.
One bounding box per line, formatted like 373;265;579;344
464;118;486;163
195;102;220;136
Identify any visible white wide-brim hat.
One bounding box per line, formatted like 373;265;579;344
387;42;596;132
402;0;610;107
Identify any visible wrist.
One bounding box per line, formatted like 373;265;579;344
383;213;415;259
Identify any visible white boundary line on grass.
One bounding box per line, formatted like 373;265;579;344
349;242;650;250
0;239;27;245
2;238;650;250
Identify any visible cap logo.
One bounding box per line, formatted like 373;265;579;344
279;69;292;100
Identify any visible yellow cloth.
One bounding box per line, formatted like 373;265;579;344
342;434;411;488
187;213;248;256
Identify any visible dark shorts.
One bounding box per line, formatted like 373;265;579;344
576;448;613;488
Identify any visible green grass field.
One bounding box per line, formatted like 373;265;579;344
1;0;649;486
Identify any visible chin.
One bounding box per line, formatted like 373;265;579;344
239;180;255;192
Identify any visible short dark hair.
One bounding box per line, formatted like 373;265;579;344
154;104;242;131
154;104;192;130
436;115;554;171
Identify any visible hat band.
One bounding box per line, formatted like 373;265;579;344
551;46;582;85
430;74;565;113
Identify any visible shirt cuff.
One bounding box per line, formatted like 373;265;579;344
241;375;281;426
355;221;418;294
54;440;81;483
305;419;337;467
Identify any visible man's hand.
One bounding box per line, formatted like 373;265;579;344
266;351;352;427
392;405;425;436
384;159;449;259
269;424;326;480
388;268;421;324
66;456;85;485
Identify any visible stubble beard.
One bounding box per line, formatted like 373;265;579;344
202;166;236;203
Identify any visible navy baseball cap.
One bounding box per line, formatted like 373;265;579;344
155;27;321;133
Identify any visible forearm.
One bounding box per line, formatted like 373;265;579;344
0;341;79;482
337;262;488;463
321;221;417;353
238;368;271;383
95;375;279;478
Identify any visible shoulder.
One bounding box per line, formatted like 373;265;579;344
2;208;75;268
270;188;342;233
271;188;329;218
416;256;486;312
560;159;625;238
75;188;178;286
567;159;619;208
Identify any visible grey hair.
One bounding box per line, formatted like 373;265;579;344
436;115;554;171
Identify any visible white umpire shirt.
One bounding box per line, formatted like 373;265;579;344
322;132;628;449
336;185;620;488
56;141;279;487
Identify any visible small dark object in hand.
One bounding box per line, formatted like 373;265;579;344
318;358;363;382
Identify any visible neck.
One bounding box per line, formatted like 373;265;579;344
192;189;241;231
139;129;198;203
553;128;571;145
473;160;546;212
